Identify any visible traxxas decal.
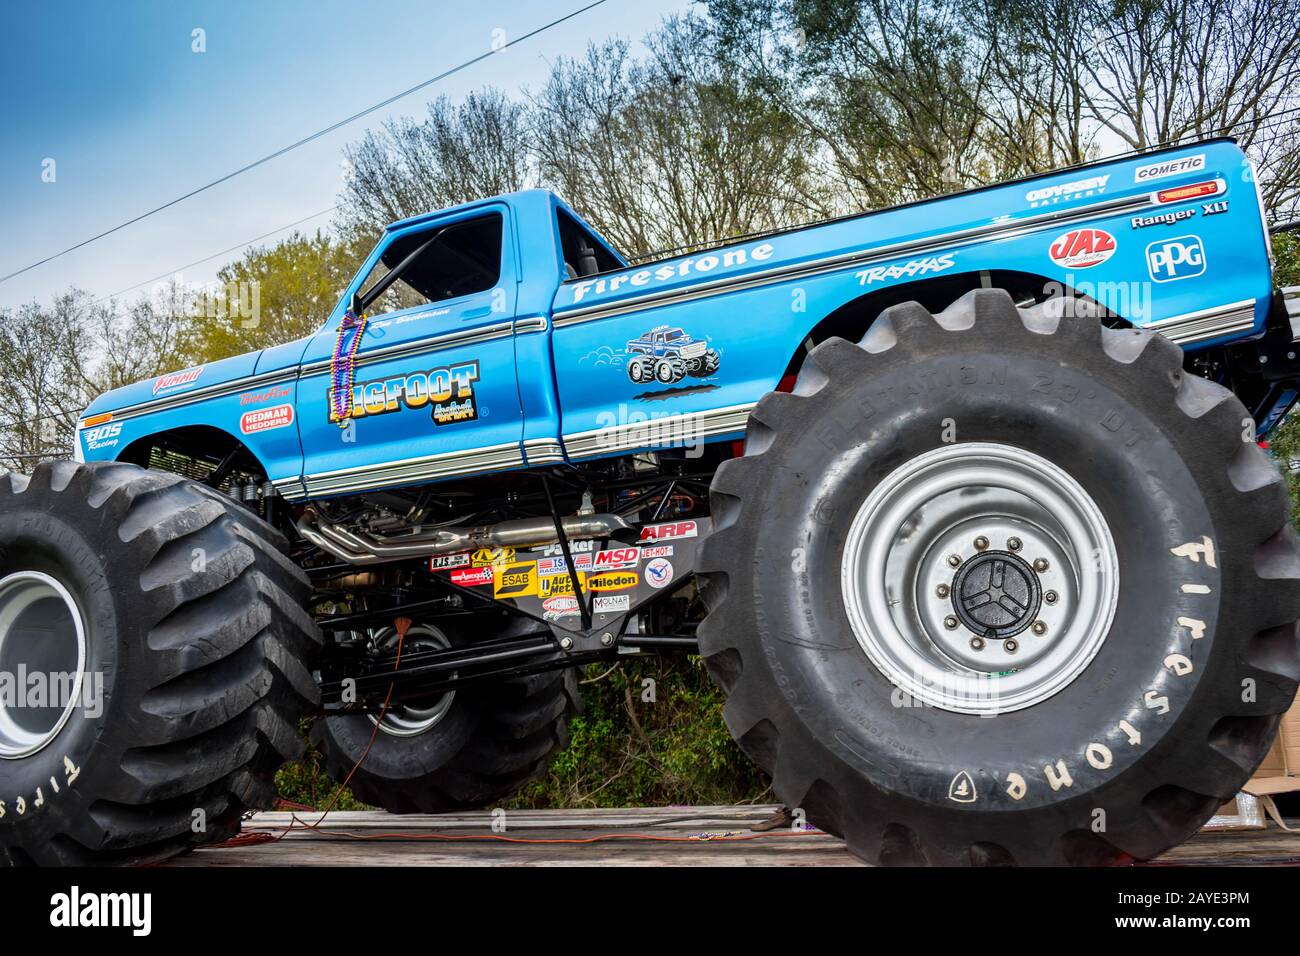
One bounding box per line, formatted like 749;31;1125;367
328;360;480;426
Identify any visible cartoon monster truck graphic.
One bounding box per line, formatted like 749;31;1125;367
625;325;720;384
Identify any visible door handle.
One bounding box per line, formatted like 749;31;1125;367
460;306;492;320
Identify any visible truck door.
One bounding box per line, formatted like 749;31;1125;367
293;205;522;498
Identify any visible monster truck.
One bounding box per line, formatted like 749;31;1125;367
625;325;720;384
3;137;1299;867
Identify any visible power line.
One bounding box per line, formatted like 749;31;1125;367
0;0;610;288
94;204;337;305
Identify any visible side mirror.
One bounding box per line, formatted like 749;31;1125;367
348;291;363;317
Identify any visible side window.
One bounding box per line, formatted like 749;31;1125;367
358;213;503;317
557;209;621;279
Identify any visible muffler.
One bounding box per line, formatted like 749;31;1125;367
298;508;636;566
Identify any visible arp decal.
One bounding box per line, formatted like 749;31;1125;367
448;566;493;588
1146;235;1206;282
239;403;294;435
1048;228;1116;269
644;558;674;589
624;325;720;386
328;360;480;426
639;520;698;542
152;366;203;395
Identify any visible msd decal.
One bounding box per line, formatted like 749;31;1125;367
239;403;294;435
591;547;640;571
153;366;203;395
639;520;698;542
1048;229;1116;269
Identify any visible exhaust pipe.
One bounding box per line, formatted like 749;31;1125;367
298;508;636;566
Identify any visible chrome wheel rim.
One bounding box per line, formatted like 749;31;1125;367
368;624;456;737
0;571;87;758
841;442;1119;715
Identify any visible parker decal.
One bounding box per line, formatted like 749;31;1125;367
328;360;480;426
239;403;294;435
1048;228;1116;269
153;366;203;395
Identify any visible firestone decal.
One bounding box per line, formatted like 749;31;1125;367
328;360;480;426
569;241;776;304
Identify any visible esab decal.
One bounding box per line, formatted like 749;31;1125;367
329;360;480;426
494;562;537;598
1048;228;1115;269
587;571;638;592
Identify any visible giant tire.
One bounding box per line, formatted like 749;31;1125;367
0;461;321;866
311;660;581;813
697;289;1300;866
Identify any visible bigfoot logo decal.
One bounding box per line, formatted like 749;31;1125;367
327;360;481;426
624;325;720;386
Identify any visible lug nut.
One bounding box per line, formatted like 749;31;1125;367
1044;590;1058;604
935;583;950;598
947;554;962;568
944;615;959;630
600;632;614;646
559;636;574;650
1004;638;1019;653
969;636;986;651
1031;620;1047;636
1033;557;1050;573
974;536;989;551
1007;537;1022;552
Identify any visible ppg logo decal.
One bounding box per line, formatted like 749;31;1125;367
1146;235;1206;282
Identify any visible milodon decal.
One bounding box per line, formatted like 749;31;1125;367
1048;228;1116;269
153;365;203;395
586;570;638;592
327;359;480;425
623;325;720;386
239;403;294;435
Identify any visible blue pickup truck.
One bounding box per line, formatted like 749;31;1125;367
3;137;1298;867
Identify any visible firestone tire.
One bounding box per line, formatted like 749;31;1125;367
311;663;581;813
697;289;1300;866
0;461;321;866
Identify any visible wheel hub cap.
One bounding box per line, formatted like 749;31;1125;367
840;442;1119;715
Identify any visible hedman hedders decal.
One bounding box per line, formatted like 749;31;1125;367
328;359;481;426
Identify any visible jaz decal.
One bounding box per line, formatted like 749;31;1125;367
856;253;956;286
239;404;294;435
153;366;203;395
624;325;720;386
328;360;480;426
1048;228;1116;269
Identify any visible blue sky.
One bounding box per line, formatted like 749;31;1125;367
0;0;690;309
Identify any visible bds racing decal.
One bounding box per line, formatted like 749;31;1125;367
329;360;480;426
